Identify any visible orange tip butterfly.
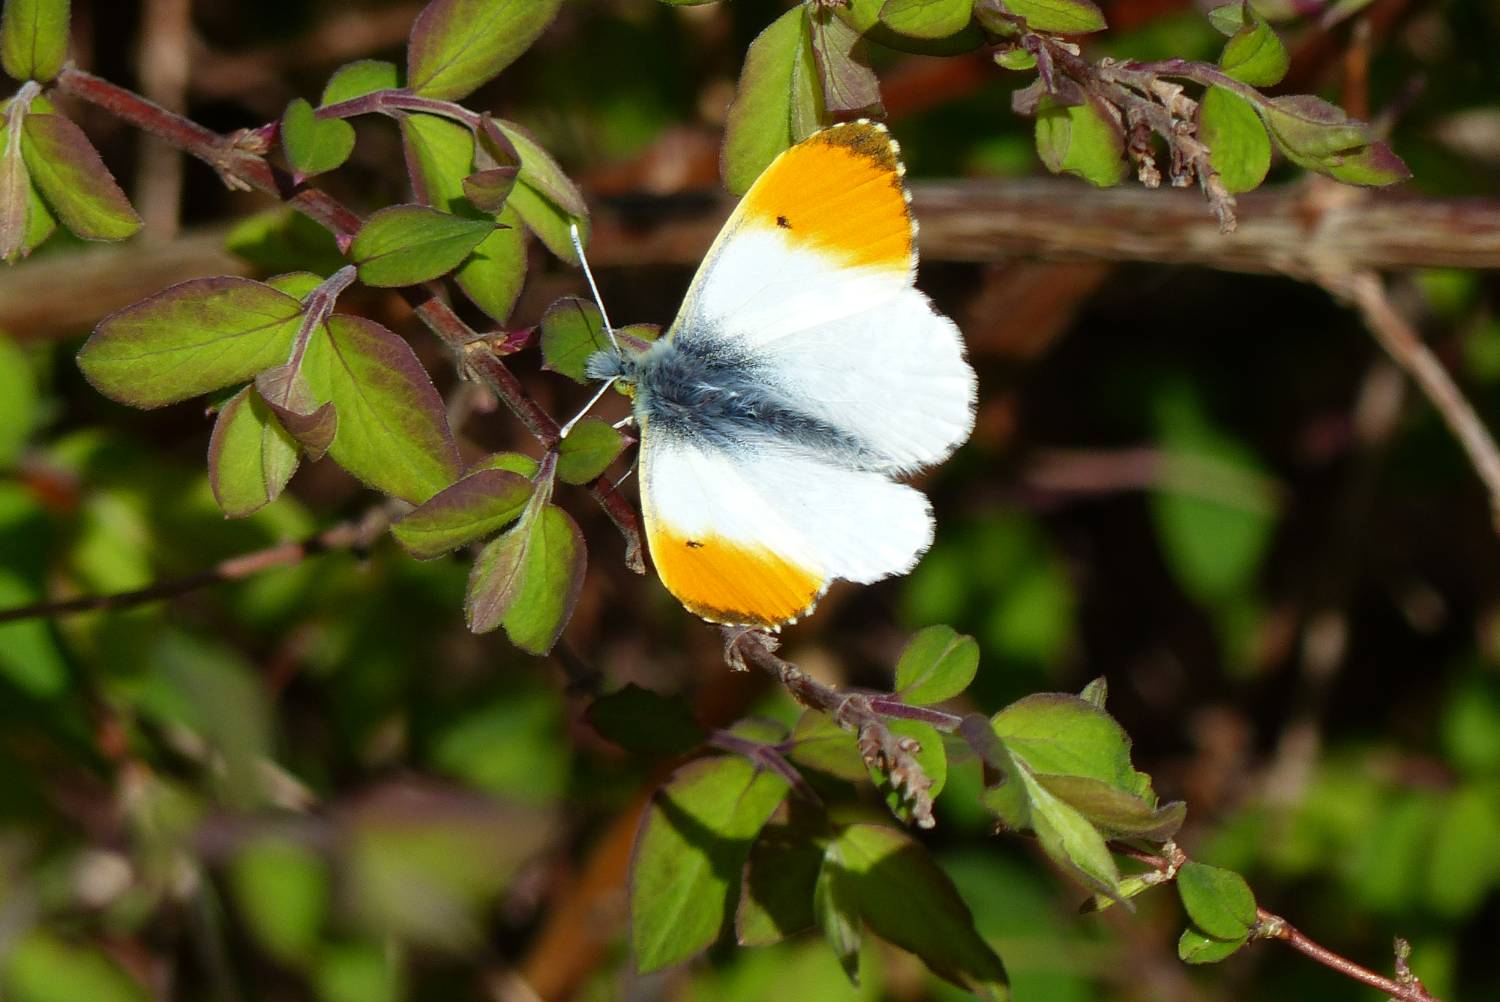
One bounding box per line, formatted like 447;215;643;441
581;120;977;629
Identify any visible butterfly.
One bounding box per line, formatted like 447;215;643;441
585;120;977;629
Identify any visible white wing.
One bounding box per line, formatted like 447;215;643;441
639;430;934;627
669;121;975;472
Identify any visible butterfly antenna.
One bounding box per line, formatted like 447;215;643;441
570;222;620;354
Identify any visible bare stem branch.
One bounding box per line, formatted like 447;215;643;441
1331;270;1500;531
0;508;392;626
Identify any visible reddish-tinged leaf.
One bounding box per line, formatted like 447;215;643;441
255;363;337;460
1324;141;1411;186
0;131;30;262
465;501;585;653
485;120;585;220
22;112;141;241
809;7;882;118
300;314;462;503
209;386;300;518
79;277;303;408
462;166;517;213
407;0;564;101
391;469;534;560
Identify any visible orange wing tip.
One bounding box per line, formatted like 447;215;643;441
649;528;827;629
738;119;915;275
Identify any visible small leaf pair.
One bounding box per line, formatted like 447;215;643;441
0;91;140;262
392;451;593;654
977;682;1186;899
79;271;462;516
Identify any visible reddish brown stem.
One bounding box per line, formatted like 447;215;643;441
1255;910;1438;1002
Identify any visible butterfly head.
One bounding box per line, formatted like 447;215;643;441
585;346;639;399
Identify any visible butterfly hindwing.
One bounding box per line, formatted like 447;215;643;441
639;430;934;627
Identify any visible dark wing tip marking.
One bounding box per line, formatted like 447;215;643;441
810;119;902;173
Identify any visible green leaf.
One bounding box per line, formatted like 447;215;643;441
557;416;627;485
1206;3;1244;35
22;112;141;240
737;821;822;946
722;6;820;196
470;451;540;478
1219;4;1288;86
1078;676;1108;708
586;684;705;756
3;932;148;1002
1322;141;1411;186
320;59;400;106
832;823;1009;999
1034;96;1127;188
1018;765;1121;896
1425;785;1500;918
1176;861;1257;940
1150;384;1276;602
225;207;346;276
390;468;534;560
894;625;979;705
630;756;791;972
841;0;986;55
870;719;946;824
400;113;526;322
1003;0;1106;34
465;501;585;653
1178;926;1248;964
79;277;302;408
1;0;70;82
0;332;36;465
281;97;355;178
350;204;495;287
994;47;1037;71
1256;94;1370;160
815;841;863;984
456;205;527;321
208;385;300;518
1034;774;1185;841
300;315;462;503
1198;86;1272;194
879;0;972;39
314;943;399;1002
487;119;587;220
407;0;563;100
992;693;1150;797
401;111;475;211
229;836;329;964
540;296;610;383
787;709;866;782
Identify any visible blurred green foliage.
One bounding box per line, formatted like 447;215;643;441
0;0;1496;1000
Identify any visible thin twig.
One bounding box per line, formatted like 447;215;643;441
0;509;390;626
1335;269;1500;531
1114;843;1440;1001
